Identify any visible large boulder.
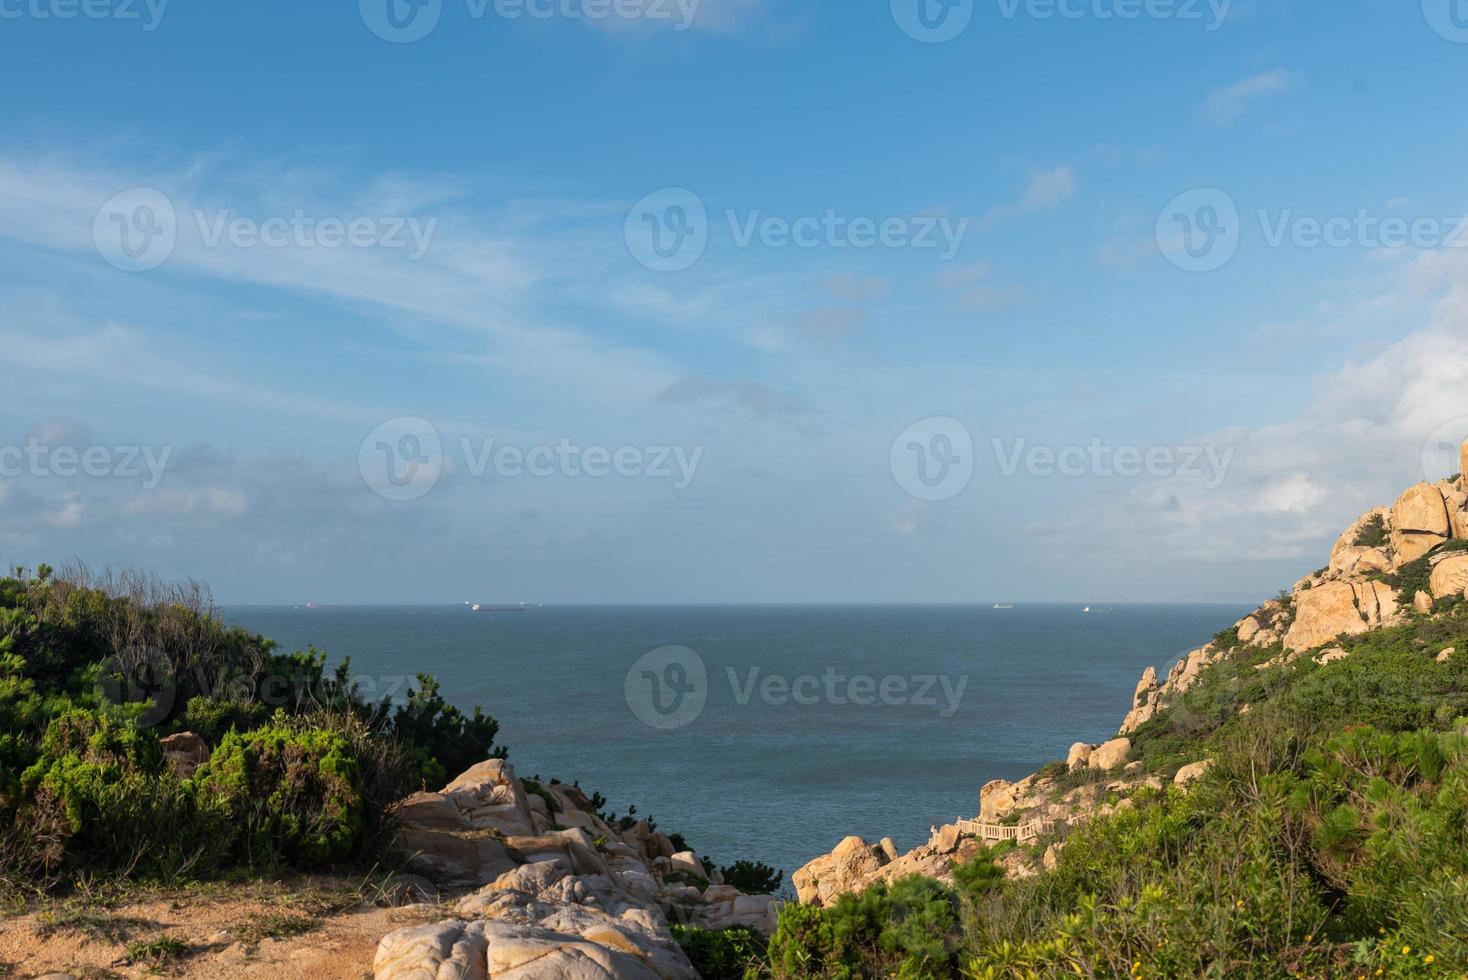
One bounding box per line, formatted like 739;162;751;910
159;731;210;779
1173;760;1212;786
1430;553;1468;598
1285;580;1398;651
443;759;537;836
1088;737;1131;771
979;778;1021;821
374;920;488;980
1331;507;1391;571
792;836;888;906
1066;742;1092;771
1391;484;1451;565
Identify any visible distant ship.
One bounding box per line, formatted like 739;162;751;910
992;603;1014;609
471;603;527;613
1082;606;1091;613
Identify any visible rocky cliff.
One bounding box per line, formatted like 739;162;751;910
791;442;1468;907
373;759;775;979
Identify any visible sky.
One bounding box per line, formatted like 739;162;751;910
2;0;1468;604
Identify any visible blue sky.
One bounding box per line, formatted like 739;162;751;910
3;0;1468;603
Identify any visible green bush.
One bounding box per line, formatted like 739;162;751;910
769;875;961;978
15;708;223;881
0;566;506;889
193;719;366;868
671;925;767;980
721;859;784;895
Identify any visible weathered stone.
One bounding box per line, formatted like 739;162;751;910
373;920;488;980
1430;554;1468;598
1173;759;1212;786
1391;484;1451;565
979;778;1021;821
1237;615;1261;643
1285;581;1372;651
1317;647;1349;665
1066;742;1092;771
443;759;536;837
1439;647;1456;663
159;731;209;779
792;836;887;906
1088;737;1131;771
1414;590;1435;614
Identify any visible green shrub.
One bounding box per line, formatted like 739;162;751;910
193;719;365;868
1353;513;1389;548
721;859;783;895
671;925;767;980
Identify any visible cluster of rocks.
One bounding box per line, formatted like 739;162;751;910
792;442;1468;910
374;759;776;979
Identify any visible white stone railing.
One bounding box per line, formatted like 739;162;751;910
954;817;1057;843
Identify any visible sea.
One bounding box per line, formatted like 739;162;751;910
222;603;1251;882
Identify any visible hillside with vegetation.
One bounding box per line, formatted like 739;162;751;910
8;450;1468;978
768;453;1468;979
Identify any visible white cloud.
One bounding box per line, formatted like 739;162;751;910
1202;68;1297;126
982;166;1077;227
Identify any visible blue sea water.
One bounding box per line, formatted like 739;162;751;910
222;603;1251;881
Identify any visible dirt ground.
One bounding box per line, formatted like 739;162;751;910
0;875;442;979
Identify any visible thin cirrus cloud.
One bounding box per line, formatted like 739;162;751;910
980;166;1078;229
1202;68;1298;126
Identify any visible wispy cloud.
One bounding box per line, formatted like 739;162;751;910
981;166;1077;228
1202;68;1297;126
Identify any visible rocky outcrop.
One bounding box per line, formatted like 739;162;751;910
376;760;777;979
1429;553;1468;599
160;731;210;779
791;836;888;907
1391;483;1451;565
1088;737;1131;771
1173;760;1212;786
1283;580;1400;652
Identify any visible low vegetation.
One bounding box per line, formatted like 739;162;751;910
0;563;503;894
736;602;1468;977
